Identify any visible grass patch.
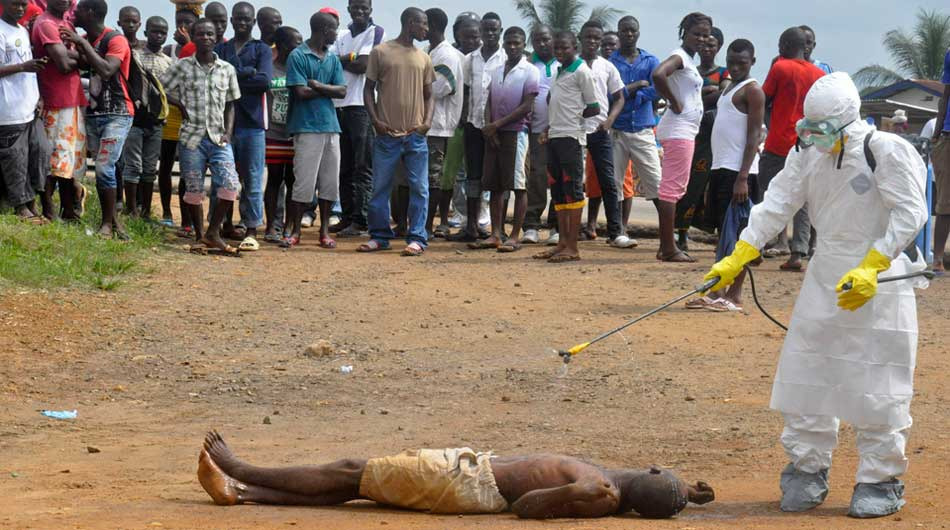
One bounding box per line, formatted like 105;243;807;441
0;188;171;291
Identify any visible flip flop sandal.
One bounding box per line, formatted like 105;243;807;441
533;248;560;260
20;215;48;225
238;236;260;251
401;242;425;257
357;239;391;252
159;218;175;227
319;236;337;249
447;231;479;242
193;240;241;257
497;242;521;253
221;227;247;240
658;250;696;263
548;254;581;263
264;233;282;243
579;229;597;241
779;260;804;271
279;236;299;248
467;240;500;250
685;296;716;309
433;226;451;238
763;247;790;258
176;227;195;238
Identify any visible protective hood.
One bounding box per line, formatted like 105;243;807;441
803;72;862;125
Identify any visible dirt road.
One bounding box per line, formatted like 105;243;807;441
2;235;948;529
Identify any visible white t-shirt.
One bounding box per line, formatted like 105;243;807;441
0;19;38;126
921;117;936;139
530;55;559;134
428;41;465;137
332;24;385;108
584;56;623;134
464;46;506;129
547;58;598;145
656;47;703;140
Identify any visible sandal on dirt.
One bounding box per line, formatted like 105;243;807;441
548;254;581;263
779;260;804;271
195;237;241;257
658;250;696;263
401;242;425;257
221;227;247;240
468;239;500;250
238;236;260;252
579;229;597;241
763;247;790;258
497;241;522;253
705;298;743;312
358;239;391;252
320;236;337;249
264;232;282;243
176;226;195;238
685;296;717;309
19;214;49;225
433;225;451;238
533;248;560;260
279;236;299;248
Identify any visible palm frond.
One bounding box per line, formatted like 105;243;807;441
588;5;623;29
913;9;950;79
852;64;905;89
514;0;543;30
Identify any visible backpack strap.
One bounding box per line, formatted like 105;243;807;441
864;130;876;173
373;25;385;45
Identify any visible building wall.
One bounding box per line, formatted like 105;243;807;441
887;87;940;112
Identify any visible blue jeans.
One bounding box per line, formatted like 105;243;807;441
232;127;266;228
368;133;429;246
179;137;240;205
85;114;133;189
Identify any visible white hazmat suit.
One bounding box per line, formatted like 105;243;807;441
737;73;929;514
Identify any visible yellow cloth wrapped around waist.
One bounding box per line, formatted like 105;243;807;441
358;448;508;514
162;106;182;141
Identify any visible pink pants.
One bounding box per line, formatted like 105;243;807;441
658;138;695;203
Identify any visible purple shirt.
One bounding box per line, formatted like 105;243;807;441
942;50;950;133
488;57;540;132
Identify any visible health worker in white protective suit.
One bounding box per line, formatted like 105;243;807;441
703;72;929;519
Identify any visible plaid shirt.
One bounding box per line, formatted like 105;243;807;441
135;47;172;80
160;54;241;149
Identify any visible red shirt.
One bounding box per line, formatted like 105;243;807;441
762;58;826;157
30;11;86;109
90;28;134;115
178;38;226;59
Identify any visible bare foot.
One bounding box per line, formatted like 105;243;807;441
199;234;239;256
533;243;566;260
197;448;246;506
687;481;715;504
97;223;113;238
203;431;242;476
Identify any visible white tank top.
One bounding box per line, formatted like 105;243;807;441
711;78;760;174
656;47;704;140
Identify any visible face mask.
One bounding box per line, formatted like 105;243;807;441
796;118;851;152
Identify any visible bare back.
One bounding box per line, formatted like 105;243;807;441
490;454;617;506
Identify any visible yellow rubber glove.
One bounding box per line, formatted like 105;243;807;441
703;240;761;292
836;248;891;311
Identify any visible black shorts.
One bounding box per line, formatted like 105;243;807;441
482;131;521;192
708;168;760;232
547;136;585;210
463;123;485;196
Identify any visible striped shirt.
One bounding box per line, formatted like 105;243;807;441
160;54;241;149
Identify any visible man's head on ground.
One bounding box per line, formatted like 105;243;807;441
617;16;640;52
347;0;372;29
778;26;806;59
799;25;817;61
145;16;169;51
616;467;691;519
74;0;107;31
256;6;281;43
424;8;447;43
191;18;217;54
274;25;301;59
174;9;199;45
230;2;256;41
677;12;712;55
117;6;141;40
553;30;577;66
725;38;755;82
455;18;480;54
579;19;603;60
309;12;339;47
400;7;428;42
480;12;502;50
1;0;29;24
699;26;723;63
600;31;619;58
205;2;228;42
502;26;526;64
530;24;553;62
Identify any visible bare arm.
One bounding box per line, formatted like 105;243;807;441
61;29;120;79
599;89;625;132
0;58;46;77
165;92;189;121
44;42;78;74
582;104;599;118
510;481;620;519
341;54;368;75
735;84;765;203
293;80;346;101
653;54;684;114
936;84;949;135
222;101;235;144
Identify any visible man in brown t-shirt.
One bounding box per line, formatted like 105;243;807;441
359;7;435;256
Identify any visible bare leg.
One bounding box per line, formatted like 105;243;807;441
722;268;747;305
487;191;504;244
202;432;364;502
934;215;950;272
426;187;440;235
658;200;694;262
438;188;452;227
509;190;527;242
586;197;601;237
318;198;333;242
621;198;632;230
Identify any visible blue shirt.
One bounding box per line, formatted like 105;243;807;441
812;59;833;75
942;50;950;133
285;43;344;134
214;39;273;130
609;49;659;132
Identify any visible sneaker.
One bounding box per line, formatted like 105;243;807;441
329;215;341;226
301;214;315;228
448;213;464;228
337;224;367;237
478;209;490;228
521;229;540;244
609;235;638;249
544;231;560;246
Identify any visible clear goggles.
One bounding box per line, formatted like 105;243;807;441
795;118;851;150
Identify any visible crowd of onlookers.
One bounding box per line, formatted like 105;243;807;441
1;0;948;284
